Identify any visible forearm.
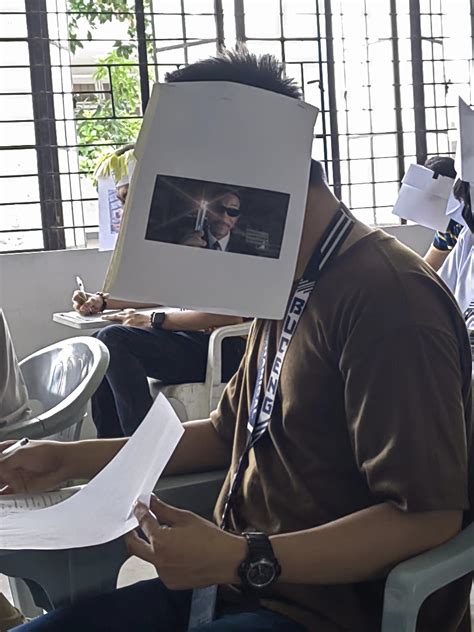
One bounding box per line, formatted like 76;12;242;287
424;246;450;271
271;503;462;584
64;438;127;480
63;419;230;481
162;311;244;332
105;297;159;310
164;419;232;475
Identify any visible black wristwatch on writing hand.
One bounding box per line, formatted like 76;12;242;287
238;532;281;593
150;311;166;330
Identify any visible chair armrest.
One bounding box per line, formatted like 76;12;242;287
382;523;474;630
204;321;252;406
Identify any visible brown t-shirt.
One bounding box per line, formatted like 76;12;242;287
211;230;473;632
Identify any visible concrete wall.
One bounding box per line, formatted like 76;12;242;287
0;224;433;360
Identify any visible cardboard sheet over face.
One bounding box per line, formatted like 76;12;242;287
392;163;454;231
103;81;318;319
455;97;474;183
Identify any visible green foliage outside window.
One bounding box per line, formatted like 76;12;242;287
68;1;148;178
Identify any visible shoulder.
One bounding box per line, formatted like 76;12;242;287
309;230;467;356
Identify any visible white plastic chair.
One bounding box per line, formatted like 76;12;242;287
381;522;474;631
0;337;109;617
0;337;109;442
150;321;251;421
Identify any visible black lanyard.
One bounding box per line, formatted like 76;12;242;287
221;205;355;528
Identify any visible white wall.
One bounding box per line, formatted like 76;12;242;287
0;247;111;359
0;224;433;360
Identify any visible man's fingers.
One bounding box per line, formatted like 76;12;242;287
133;501;162;541
72;291;87;306
149;495;187;526
102;314;123;322
125;530;156;564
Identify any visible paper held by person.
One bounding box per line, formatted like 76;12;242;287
103;81;318;320
455;97;474;183
392;163;455;231
0;394;183;550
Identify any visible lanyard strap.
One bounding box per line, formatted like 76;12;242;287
220;206;354;528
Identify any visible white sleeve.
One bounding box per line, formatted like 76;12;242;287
438;230;466;293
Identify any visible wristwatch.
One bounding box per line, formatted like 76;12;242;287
238;532;281;592
150;311;166;330
95;292;109;312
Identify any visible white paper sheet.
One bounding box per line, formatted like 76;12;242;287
98;176;123;251
104;81;318;320
455;98;474;183
445;190;466;227
0;394;184;550
0;489;78;515
392;163;454;230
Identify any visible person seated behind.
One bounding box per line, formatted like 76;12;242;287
75;172;247;438
423;155;463;271
3;50;472;632
437;178;474;329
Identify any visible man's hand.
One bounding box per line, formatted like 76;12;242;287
0;441;72;494
102;309;151;329
125;496;246;590
72;291;105;315
179;231;207;248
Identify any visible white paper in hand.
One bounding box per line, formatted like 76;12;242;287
0;394;184;550
392;163;454;230
455;98;474;183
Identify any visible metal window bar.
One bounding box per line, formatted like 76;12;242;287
1;0;474;251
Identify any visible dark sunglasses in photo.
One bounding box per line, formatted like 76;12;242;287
212;203;241;218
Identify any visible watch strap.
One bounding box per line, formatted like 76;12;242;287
243;532;276;562
95;292;108;312
150;311;166;330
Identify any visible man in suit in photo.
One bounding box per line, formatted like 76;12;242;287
180;188;256;255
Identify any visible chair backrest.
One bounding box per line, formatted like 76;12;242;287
0;337;109;440
20;338;107;412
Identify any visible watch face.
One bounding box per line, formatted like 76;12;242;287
247;558;276;589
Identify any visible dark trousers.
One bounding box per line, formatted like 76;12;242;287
92;325;246;438
14;579;304;631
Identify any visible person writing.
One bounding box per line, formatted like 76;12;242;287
73;172;246;438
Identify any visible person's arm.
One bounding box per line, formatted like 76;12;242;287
0;419;230;494
161;311;244;331
424;220;462;271
271;504;461;584
72;291;157;315
101;309;245;331
67;417;230;478
424;245;450;271
126;496;461;591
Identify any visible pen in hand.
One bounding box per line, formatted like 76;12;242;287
76;276;87;302
2;437;29;456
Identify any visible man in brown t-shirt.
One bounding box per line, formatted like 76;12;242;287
1;51;472;632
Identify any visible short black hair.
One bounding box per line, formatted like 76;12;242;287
424;155;456;180
166;47;325;186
